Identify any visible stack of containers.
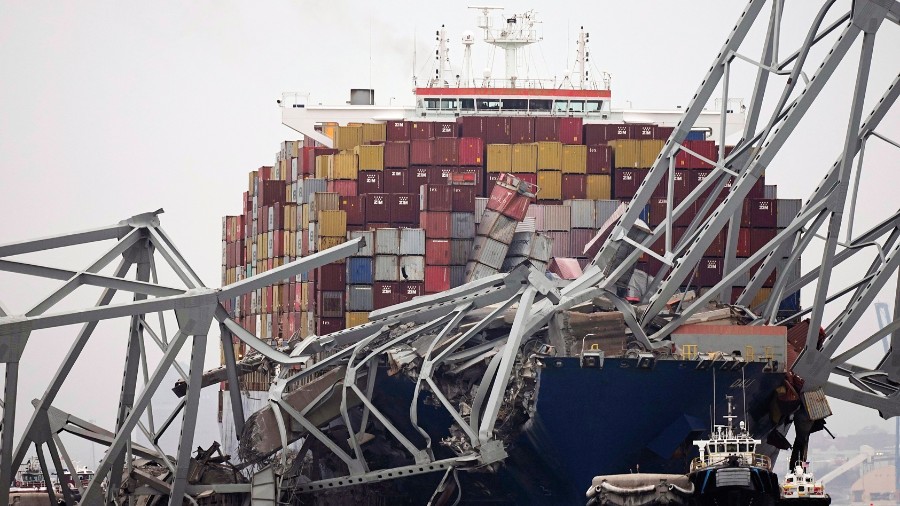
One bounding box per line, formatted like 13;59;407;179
449;172;477;287
374;228;401;308
346;230;374;328
467;174;536;282
564;199;598;269
421;184;453;294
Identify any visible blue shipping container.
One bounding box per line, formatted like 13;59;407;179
779;291;801;312
347;257;374;285
685;130;707;141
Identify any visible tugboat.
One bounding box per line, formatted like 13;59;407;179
779;463;830;505
688;395;781;506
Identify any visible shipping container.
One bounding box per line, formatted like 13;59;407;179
486;175;534;220
450;185;476;212
486;144;513;173
569;228;595;257
764;185;778;199
457;116;484;138
534;117;560;142
317;210;347;237
349;230;374;257
316;290;345;318
675;140;717;169
310;192;341;217
409;121;434;140
390;193;419;224
327;179;357;197
777;199;801;228
374;255;400;282
586;145;612;175
317;235;345;252
651;169;691;201
347;257;374;285
613;168;648;199
317;317;345;336
365;193;391;224
420;184;453;212
358;171;383;195
386;120;410;142
433;137;459;166
420;211;452;238
561;175;587;200
398;281;424;303
538;205;571;232
564;199;596;229
434;121;457;138
450;238;473;265
697;257;723;287
399;255;425;281
400;228;426;256
374;228;400;255
450;212;476;239
428;166;451;185
450;265;467;287
355;144;384;171
509;117;535;143
373;281;400;309
464;261;497;282
559;117;583;145
475;197;488;222
333;126;362;151
384;168;410;194
340;195;366;226
744;199;778;228
483;117;511;144
477;210;519;244
586;175;612;200
511;143;538;173
425;238;452;265
561;145;587;174
458;137;484;166
544;231;570;258
470;236;509;269
750;227;777;252
537;142;562;170
409;165;431;194
424;266;451;293
346;311;370;328
537;170;562;200
383;142;409;169
361;123;386;144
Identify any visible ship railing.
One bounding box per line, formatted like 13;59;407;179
690;453;772;472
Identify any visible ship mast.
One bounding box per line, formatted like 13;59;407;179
431;25;452;88
575;26;589;89
471;7;541;86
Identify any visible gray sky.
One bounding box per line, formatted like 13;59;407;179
1;1;898;469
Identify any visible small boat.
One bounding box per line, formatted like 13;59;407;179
779;463;831;505
688;395;781;506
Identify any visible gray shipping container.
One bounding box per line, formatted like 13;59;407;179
475;198;489;223
450;239;474;265
374;228;401;255
539;205;571;232
515;216;536;233
465;261;498;283
347;285;374;311
451;212;476;239
310;192;340;217
349;230;374;257
507;231;534;257
564;199;596;229
471;236;510;270
544;231;570;258
450;266;466;287
399;228;426;256
595;200;621;229
399;255;425;281
764;185;778;199
299;178;327;204
501;255;529;272
529;233;554;262
374;255;399;281
776;199;802;229
477;210;519;244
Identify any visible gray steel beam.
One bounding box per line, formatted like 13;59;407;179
0;259;183;297
35;444;58;504
46;437;75;505
0;362;19;506
169;332;209;505
52;433;84;496
0;222;132;258
219;322;245;437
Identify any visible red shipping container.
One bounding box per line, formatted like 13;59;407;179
315;291;345;317
457;117;484;138
633;124;657;139
398;281;424;302
510;117;535;143
655;126;675;140
433;137;459;166
273;230;284;257
340;195;366;226
613;168;649;199
559;117;583;144
737;228;752;257
421;184;453;212
425;238;452;265
483;117;511;144
420;211;452;238
409;121;435;140
561;175;587;200
384;142;410;168
428;166;451;185
260;180;288;206
365;193;391;223
697;257;723;287
569;228;595;257
384;168;410;194
652;169;691;201
317;317;345;335
410;139;434;166
583;124;629;145
486;172;535;197
386;120;410;142
458;137;484;166
303;147;338;176
327;180;358;197
487;176;533;221
424;266;451;293
449;167;481;193
358;171;383;195
434;121;457;138
676;140;717;169
391;193;420;224
410;166;431;194
744;199;778;228
586;145;612;175
750;227;777;252
373;281;400;309
534;117;560;142
705;228;727;257
450;185;476;212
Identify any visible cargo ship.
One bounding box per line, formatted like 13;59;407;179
216;10;803;504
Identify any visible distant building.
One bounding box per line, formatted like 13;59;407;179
850;465;897;505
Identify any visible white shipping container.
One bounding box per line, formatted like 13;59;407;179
471;236;510;270
529;234;554;262
477;210;519;245
565;199;596;229
399;255;426;281
347;285;374;311
515;216;536;233
777;199;802;229
399;228;426;256
465;261;498;283
595;200;621;229
539;205;571;232
375;228;401;255
451;213;476;239
349;230;374;257
475;198;489;223
526;205;545;231
374;255;399;281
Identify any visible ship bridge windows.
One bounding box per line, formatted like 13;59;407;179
586;100;603;112
477;98;502;111
441;98;458;111
425;98;440;110
569;100;585;113
554;100;569;113
502;98;528;110
530;99;552;112
726;443;738;453
460;98;475;111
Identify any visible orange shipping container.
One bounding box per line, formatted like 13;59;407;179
561;145;587;174
537;170;562;200
511;143;538;173
486;144;512;173
537;141;563;170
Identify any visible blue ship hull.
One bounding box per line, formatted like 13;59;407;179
370;357;785;505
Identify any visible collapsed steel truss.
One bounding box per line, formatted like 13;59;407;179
0;0;899;504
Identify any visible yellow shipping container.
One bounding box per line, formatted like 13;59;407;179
299;282;309;311
586;175;612;200
346;311;370;328
362;123;386;143
248;170;257;194
334;125;363;151
316;155;330;178
537;170;562;200
301;204;310;229
318;210;348;237
561;145;588;174
511;143;538;173
355;144;384;171
317;235;346;251
537;142;563;170
612;140;641;168
486;144;512;173
299;311;309;339
321;122;338;141
751;288;773;309
640;140;665;168
328;152;358;180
